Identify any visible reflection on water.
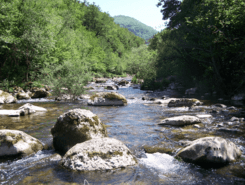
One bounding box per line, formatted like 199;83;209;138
0;84;245;184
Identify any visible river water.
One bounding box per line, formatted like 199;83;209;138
0;79;245;185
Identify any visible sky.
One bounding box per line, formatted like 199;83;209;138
85;0;168;32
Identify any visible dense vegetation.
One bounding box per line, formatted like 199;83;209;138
141;0;245;97
113;15;158;42
0;0;145;93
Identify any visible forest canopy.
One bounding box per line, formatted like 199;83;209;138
113;15;158;42
0;0;145;87
145;0;245;96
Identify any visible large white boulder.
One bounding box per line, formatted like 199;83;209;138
51;109;107;153
16;92;31;100
60;137;137;171
0;110;21;117
17;103;47;116
0;129;44;157
176;137;241;165
0;90;17;104
88;92;127;106
159;115;201;126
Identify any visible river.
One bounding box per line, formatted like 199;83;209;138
0;79;245;185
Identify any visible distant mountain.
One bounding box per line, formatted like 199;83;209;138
113;15;158;42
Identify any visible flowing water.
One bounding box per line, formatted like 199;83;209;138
0;79;245;185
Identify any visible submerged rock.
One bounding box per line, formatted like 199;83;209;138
60;137;137;171
0;90;17;104
0;129;44;157
51;109;107;153
176;137;241;166
88;92;127;106
159;115;201;126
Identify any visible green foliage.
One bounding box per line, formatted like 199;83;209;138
40;59;91;101
131;76;138;84
153;0;245;95
113;15;158;42
0;0;145;86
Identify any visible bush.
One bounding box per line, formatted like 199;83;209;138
40;60;92;101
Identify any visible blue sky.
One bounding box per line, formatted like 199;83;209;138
86;0;168;32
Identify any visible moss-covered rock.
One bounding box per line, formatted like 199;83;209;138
0;129;44;157
88;92;127;106
168;98;202;107
0;90;17;104
159;115;201;126
51;109;108;154
61;137;137;171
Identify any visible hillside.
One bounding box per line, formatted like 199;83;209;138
113;15;158;41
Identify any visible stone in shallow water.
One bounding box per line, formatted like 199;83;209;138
17;103;47;116
88;92;127;106
60;137;137;171
159;115;201;126
0;129;44;157
51;109;107;154
176;137;241;166
0;90;17;104
196;114;212;119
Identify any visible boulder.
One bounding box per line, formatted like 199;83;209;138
95;78;107;83
16;92;31;100
0;90;17;104
106;85;118;90
118;80;129;86
17;103;47;116
51;109;107;153
176;137;241;166
88;92;127;106
60;137;137;171
31;87;50;98
0;129;44;157
159;115;201;126
168;98;202;107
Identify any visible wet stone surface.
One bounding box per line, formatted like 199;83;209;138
0;78;245;184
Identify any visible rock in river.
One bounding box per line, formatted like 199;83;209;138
0;129;44;157
88;92;127;106
18;103;47;115
60;137;137;171
51;109;107;153
176;137;241;166
31;87;50;98
168;98;202;107
159;115;201;126
0;90;17;104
